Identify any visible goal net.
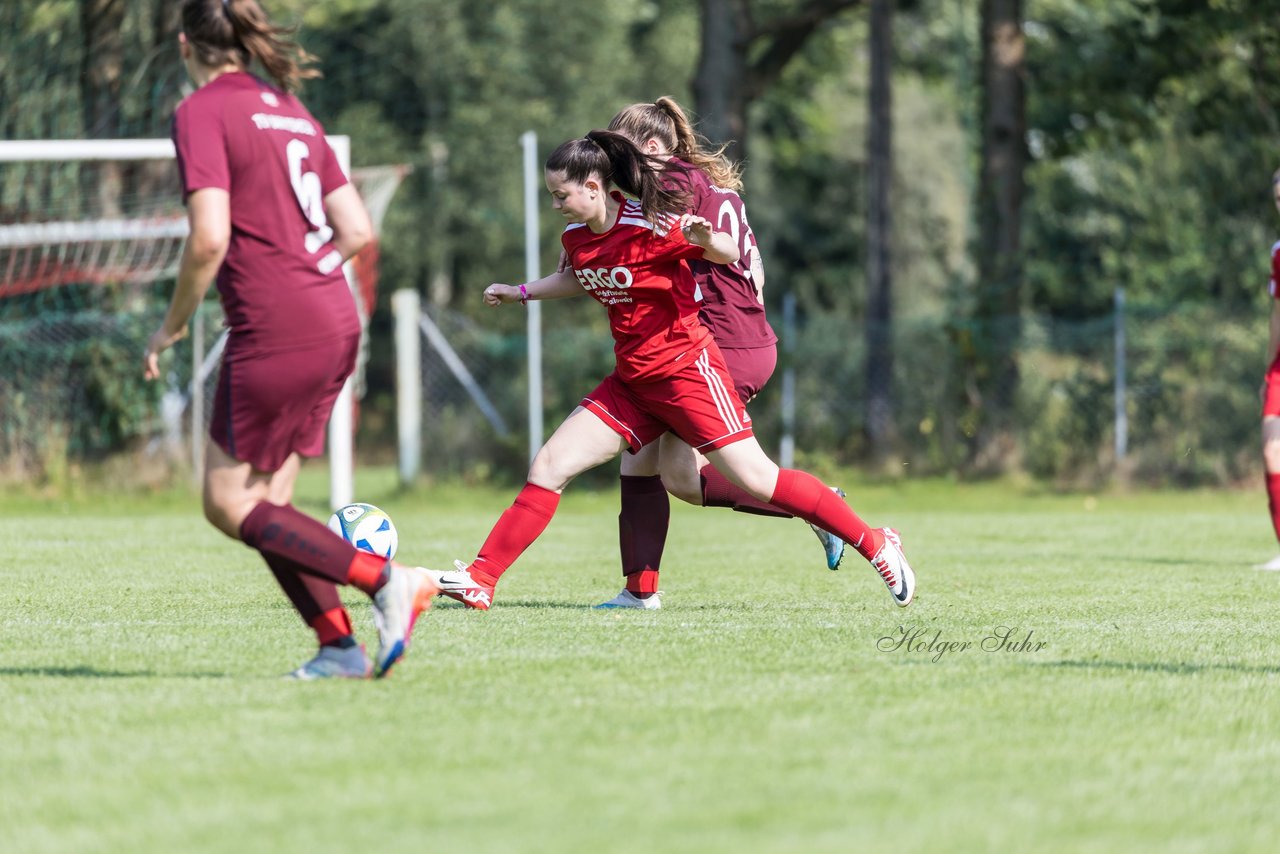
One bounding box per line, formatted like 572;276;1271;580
0;139;408;502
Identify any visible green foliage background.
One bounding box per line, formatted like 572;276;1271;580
2;0;1279;485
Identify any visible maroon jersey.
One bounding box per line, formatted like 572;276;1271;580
562;194;710;383
171;71;357;355
666;159;776;349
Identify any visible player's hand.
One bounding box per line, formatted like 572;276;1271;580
678;214;713;247
556;249;571;274
483;283;521;307
143;324;187;381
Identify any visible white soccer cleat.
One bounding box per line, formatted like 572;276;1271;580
370;565;437;677
869;527;914;607
594;589;662;610
424;560;496;611
1255;554;1280;571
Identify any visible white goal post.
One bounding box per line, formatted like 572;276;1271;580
0;136;391;509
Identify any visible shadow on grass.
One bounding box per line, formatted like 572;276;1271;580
1041;659;1280;676
441;599;744;612
432;599;586;610
0;666;229;679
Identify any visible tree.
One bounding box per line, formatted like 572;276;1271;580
79;0;126;216
966;0;1025;467
864;0;894;460
693;0;864;161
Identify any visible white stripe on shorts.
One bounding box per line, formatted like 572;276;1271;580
694;349;744;433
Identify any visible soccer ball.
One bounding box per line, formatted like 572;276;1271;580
327;502;398;560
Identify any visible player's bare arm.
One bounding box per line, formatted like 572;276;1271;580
679;213;739;265
484;268;584;307
323;184;373;262
144;187;230;380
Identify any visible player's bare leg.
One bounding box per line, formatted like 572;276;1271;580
203;441;435;677
435;406;630;609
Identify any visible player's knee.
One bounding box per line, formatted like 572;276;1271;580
202;490;252;540
660;467;703;505
528;448;570;492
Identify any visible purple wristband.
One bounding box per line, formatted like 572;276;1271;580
519;284;529;305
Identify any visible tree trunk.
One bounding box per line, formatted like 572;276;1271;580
693;0;751;162
970;0;1025;468
79;0;126;217
864;0;895;461
693;0;865;162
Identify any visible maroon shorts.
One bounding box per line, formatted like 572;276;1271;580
583;343;754;453
210;333;359;472
720;344;777;402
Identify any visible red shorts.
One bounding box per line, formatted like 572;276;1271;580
1267;369;1280;418
210;333;359;472
583;344;754;453
720;344;777;402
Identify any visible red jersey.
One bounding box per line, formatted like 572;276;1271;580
1270;240;1280;299
171;71;357;354
562;194;710;382
666;159;776;349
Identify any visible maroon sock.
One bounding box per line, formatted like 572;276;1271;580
1267;474;1280;546
769;469;883;561
240;502;388;595
620;475;668;597
700;464;793;518
264;553;343;624
470;483;561;583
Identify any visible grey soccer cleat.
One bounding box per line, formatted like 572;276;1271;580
287;644;372;680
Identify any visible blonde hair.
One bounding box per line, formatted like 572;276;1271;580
182;0;320;92
608;97;743;192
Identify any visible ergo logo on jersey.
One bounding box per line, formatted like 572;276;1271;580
575;266;634;291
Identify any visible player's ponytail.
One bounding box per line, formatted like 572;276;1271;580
182;0;320;93
608;97;743;192
546;133;688;225
586;131;689;225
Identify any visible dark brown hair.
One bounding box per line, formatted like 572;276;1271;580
182;0;319;92
545;131;690;224
608;97;742;192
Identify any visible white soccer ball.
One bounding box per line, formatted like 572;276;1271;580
327;502;398;561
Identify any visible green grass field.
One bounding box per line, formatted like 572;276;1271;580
3;470;1279;853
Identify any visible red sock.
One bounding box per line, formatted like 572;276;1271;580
471;483;561;583
240;502;388;595
620;475;668;597
309;607;355;647
769;469;883;561
626;569;660;595
701;465;793;518
1267;473;1280;545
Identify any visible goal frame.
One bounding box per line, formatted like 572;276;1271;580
0;137;357;508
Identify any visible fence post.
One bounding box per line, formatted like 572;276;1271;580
1114;286;1128;463
780;291;797;469
521;130;543;465
394;288;422;485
